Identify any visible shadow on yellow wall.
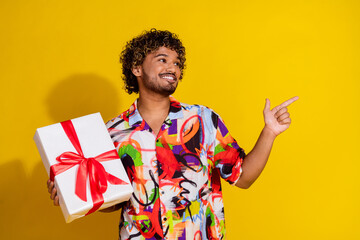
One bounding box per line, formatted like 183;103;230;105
0;74;124;239
46;73;121;123
1;161;120;239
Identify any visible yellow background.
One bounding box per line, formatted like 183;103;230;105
1;0;359;239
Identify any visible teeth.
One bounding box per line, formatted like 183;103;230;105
161;76;174;80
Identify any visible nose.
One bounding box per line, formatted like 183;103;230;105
166;63;176;73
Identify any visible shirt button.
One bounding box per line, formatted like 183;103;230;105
164;217;167;221
161;191;165;194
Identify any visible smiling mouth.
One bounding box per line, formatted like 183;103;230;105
159;73;177;82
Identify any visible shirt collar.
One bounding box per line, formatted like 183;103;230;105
128;95;184;126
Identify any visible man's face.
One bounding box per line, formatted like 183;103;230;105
133;46;181;96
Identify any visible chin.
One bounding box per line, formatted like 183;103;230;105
145;81;177;96
160;89;176;96
157;84;177;96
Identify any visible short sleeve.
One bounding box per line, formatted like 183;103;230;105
212;112;246;185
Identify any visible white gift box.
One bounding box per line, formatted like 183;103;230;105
34;113;133;223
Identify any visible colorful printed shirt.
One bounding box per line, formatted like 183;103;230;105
106;96;246;240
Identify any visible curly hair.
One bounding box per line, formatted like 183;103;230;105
120;29;186;94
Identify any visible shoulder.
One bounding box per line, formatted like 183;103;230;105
180;102;214;114
180;102;221;118
106;101;138;131
105;109;130;131
179;102;223;131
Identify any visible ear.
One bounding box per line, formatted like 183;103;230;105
132;65;142;77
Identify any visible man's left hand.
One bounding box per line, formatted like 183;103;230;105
263;96;299;137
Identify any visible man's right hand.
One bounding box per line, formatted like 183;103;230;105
47;179;59;206
46;179;123;212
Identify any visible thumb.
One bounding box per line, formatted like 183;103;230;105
264;98;271;112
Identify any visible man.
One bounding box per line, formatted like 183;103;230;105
47;29;298;239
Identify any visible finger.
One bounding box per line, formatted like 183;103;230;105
274;107;288;118
264;98;271;112
48;181;54;193
272;96;299;112
54;196;60;206
279;118;291;125
50;187;57;200
278;96;299;109
277;112;290;122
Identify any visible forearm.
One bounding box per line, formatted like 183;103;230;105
235;126;276;189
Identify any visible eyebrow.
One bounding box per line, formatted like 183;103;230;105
154;53;180;60
155;54;168;58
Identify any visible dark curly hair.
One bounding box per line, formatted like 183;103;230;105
120;29;186;94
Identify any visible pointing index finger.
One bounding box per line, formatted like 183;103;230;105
278;96;299;108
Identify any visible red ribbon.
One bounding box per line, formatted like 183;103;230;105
50;120;127;215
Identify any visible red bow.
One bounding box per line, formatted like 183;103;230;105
50;120;127;215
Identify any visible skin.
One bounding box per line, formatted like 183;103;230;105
235;96;298;188
132;46;182;136
47;46;298;207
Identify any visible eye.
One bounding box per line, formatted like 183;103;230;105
174;62;180;67
159;58;166;63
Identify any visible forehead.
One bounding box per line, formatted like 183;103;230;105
149;46;179;59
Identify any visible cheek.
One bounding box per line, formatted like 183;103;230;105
143;61;161;74
176;68;182;78
152;64;165;75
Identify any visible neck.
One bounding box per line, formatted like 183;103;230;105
137;92;171;117
137;93;171;136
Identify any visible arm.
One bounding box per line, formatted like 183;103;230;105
235;96;299;189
